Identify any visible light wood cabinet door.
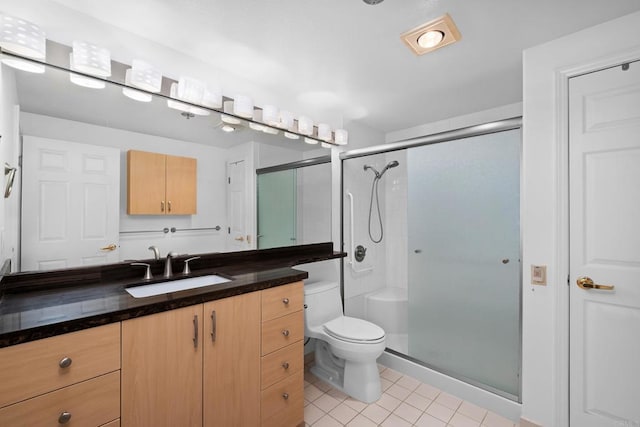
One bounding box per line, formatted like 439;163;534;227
165;154;197;215
203;293;261;427
260;371;304;427
261;310;304;356
127;150;197;215
127;150;166;215
122;305;203;427
261;281;304;322
0;371;120;427
0;323;120;408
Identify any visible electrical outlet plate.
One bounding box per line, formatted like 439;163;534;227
531;265;547;286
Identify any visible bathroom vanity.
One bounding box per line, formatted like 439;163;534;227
0;243;342;426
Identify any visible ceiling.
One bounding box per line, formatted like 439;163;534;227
5;0;640;138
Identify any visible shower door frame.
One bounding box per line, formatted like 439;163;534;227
339;117;523;402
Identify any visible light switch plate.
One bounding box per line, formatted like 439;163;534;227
531;265;547;286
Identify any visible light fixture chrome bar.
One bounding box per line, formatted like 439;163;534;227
0;44;337;145
340;117;522;160
256;156;331;175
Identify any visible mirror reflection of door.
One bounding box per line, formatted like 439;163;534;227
21;137;120;271
257;169;297;249
226;160;249;251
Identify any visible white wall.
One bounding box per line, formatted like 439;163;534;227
20;113;228;261
0;65;21;271
521;11;640;427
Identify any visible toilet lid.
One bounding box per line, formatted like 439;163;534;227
323;317;385;343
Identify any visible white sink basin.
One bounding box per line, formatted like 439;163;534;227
126;274;231;298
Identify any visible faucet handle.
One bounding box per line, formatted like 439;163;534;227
183;257;201;275
131;262;153;280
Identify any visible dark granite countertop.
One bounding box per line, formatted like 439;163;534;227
0;243;345;348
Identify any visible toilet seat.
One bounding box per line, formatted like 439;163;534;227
323;316;385;344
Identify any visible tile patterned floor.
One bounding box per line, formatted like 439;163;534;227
304;363;519;427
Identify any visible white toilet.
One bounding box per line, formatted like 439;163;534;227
304;281;386;403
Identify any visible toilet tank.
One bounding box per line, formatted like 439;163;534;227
303;281;343;328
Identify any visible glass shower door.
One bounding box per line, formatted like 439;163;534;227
257;169;297;249
407;129;521;399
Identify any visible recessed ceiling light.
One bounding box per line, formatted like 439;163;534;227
401;13;461;56
221;125;235;132
417;30;444;49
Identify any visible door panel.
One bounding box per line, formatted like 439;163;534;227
226;160;249;250
569;61;640;427
22;137;120;271
166;154;197;214
257;169;297;249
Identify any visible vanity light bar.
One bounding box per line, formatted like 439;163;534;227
0;33;348;145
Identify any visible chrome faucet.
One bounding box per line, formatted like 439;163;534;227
164;251;178;278
148;245;160;260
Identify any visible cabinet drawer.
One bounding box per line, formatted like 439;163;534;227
261;370;303;427
262;282;303;322
0;323;120;407
261;342;303;389
0;371;120;426
261;310;304;356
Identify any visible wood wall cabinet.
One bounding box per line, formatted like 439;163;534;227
0;323;121;426
127;149;197;215
121;304;203;427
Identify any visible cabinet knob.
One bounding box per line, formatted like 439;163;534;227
282;297;289;305
282;329;290;337
58;411;72;424
282;393;289;400
59;357;72;369
282;362;290;370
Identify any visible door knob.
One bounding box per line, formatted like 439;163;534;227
576;276;615;291
100;244;117;251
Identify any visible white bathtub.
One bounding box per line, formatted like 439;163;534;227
365;287;408;353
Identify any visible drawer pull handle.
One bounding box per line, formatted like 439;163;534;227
282;297;290;305
58;411;72;424
59;357;72;369
282;362;290;370
282;329;290;337
282;392;289;400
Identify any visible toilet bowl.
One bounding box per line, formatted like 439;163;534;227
304;281;386;403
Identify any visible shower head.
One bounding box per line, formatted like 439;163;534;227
379;160;399;178
364;160;399;179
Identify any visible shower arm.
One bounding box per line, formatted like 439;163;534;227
347;191;374;274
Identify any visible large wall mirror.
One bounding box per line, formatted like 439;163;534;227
0;48;333;273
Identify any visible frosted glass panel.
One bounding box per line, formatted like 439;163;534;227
257;170;297;249
407;129;521;398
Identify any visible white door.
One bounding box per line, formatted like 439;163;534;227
21;137;120;271
226;160;249;251
569;61;640;427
